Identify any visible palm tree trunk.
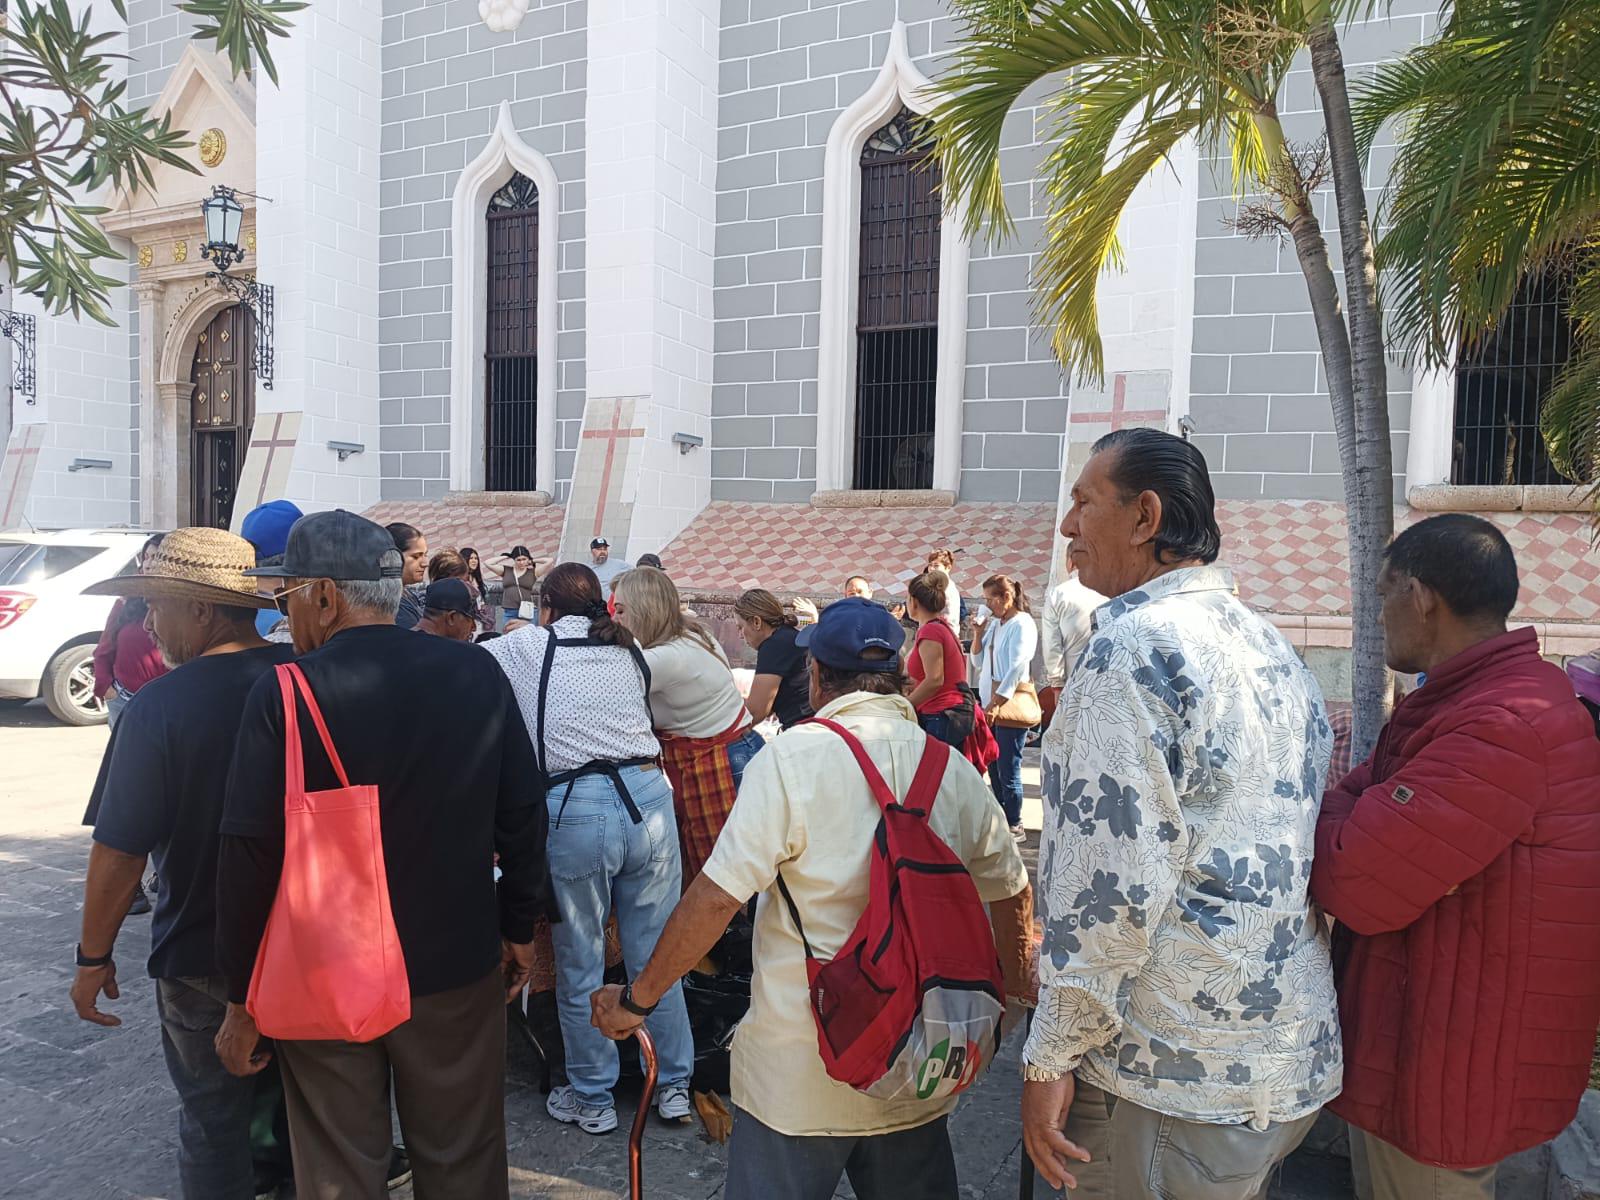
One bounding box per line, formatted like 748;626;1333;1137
1306;13;1396;762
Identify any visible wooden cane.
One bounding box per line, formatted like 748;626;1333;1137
629;1025;658;1200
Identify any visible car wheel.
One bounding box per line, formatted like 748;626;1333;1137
43;644;108;726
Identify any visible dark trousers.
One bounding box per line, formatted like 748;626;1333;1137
989;723;1027;825
919;711;964;749
156;976;256;1200
277;967;508;1200
723;1108;958;1200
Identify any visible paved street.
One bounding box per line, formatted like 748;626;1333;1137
0;702;1544;1199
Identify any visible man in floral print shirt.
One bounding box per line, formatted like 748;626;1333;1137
1025;428;1340;1198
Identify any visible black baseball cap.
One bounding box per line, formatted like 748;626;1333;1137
245;509;403;581
423;578;475;617
796;596;905;671
591;536;610;548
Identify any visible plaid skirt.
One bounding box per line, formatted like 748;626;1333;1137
659;717;750;884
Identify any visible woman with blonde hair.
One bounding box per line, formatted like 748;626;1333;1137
614;567;765;881
732;588;813;730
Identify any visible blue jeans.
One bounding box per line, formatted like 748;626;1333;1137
156;976;256;1200
989;723;1026;826
726;727;766;787
546;764;695;1107
106;684;132;730
918;711;963;749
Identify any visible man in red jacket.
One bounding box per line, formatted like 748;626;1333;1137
1312;513;1600;1199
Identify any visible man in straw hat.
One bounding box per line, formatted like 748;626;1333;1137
71;527;294;1200
212;509;553;1199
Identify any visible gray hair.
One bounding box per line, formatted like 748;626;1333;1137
332;576;403;617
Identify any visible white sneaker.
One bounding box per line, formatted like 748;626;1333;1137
656;1084;692;1122
546;1085;618;1135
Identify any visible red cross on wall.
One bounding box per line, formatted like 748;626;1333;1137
581;406;645;539
1;434;43;528
1068;373;1166;429
248;413;296;508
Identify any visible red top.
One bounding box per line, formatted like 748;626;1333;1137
1311;627;1600;1169
92;599;168;698
907;619;965;715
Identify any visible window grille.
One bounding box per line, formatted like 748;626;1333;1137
853;109;941;491
485;173;540;491
1452;264;1580;486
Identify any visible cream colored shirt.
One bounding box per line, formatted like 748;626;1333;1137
640;635;751;739
701;690;1030;1137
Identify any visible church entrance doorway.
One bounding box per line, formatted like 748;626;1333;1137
188;304;256;529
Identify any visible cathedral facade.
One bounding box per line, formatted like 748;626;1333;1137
4;0;1597;673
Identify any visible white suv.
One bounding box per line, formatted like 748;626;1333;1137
0;529;155;725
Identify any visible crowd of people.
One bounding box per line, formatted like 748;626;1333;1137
65;425;1600;1200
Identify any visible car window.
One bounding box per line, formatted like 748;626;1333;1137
0;542;39;585
8;545;103;586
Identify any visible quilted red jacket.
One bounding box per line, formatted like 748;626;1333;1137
1312;627;1600;1168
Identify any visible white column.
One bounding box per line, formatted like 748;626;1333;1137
575;0;720;557
255;0;383;512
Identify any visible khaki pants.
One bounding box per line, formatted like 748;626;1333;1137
277;967;509;1200
1349;1127;1497;1200
1037;1080;1319;1199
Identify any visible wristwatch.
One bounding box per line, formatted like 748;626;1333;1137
1022;1060;1067;1083
619;983;658;1017
75;944;113;968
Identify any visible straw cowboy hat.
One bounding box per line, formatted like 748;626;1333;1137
83;527;276;610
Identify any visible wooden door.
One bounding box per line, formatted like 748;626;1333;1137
189;305;256;528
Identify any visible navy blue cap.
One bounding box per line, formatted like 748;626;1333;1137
423;577;475;617
796;595;905;671
245;509;403;580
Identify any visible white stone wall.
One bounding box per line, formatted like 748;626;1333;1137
257;0;385;512
583;0;720;553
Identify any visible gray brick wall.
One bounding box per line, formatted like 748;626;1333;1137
378;0;586;501
710;0;1068;503
1187;5;1437;502
125;0;204;106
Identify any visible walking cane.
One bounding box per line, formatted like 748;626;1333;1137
629;1025;659;1200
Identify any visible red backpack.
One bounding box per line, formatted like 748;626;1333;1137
775;718;1007;1102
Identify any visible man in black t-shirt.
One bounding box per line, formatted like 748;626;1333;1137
71;527;292;1200
215;509;552;1200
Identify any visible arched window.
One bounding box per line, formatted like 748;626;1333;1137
484;171;540;491
853;109;941;491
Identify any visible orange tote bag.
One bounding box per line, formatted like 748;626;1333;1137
247;663;411;1042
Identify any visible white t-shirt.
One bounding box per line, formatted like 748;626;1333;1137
590;556;631;588
641;635;751;740
701;690;1030;1137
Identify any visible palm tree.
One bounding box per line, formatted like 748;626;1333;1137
930;0;1396;758
1356;0;1600;495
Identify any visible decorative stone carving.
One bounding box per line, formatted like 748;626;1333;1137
478;0;530;33
138;245;153;268
199;127;227;167
172;240;188;264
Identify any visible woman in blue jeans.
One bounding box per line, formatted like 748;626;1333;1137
970;573;1038;837
484;563;696;1135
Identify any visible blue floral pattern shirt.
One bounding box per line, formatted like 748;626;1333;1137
1027;565;1341;1127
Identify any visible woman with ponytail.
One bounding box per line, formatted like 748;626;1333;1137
733;588;813;729
615;567;765;882
483;561;695;1134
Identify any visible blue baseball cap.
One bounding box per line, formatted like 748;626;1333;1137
239;499;303;559
796;596;905;671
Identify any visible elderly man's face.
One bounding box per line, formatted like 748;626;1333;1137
1377;566;1429;675
843;577;872;600
1060;449;1156;599
144;597;208;667
278;577;342;655
425;610;475;642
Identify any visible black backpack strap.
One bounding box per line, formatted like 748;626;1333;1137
534;629;559;778
774;871;815;960
556;634;651;695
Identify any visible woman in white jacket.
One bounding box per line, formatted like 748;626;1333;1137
970;573;1037;837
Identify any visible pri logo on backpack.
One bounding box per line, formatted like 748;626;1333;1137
776;719;1007;1102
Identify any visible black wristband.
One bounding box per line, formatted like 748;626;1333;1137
619;982;657;1017
75;944;113;968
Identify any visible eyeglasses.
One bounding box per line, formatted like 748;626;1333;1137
272;579;317;615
